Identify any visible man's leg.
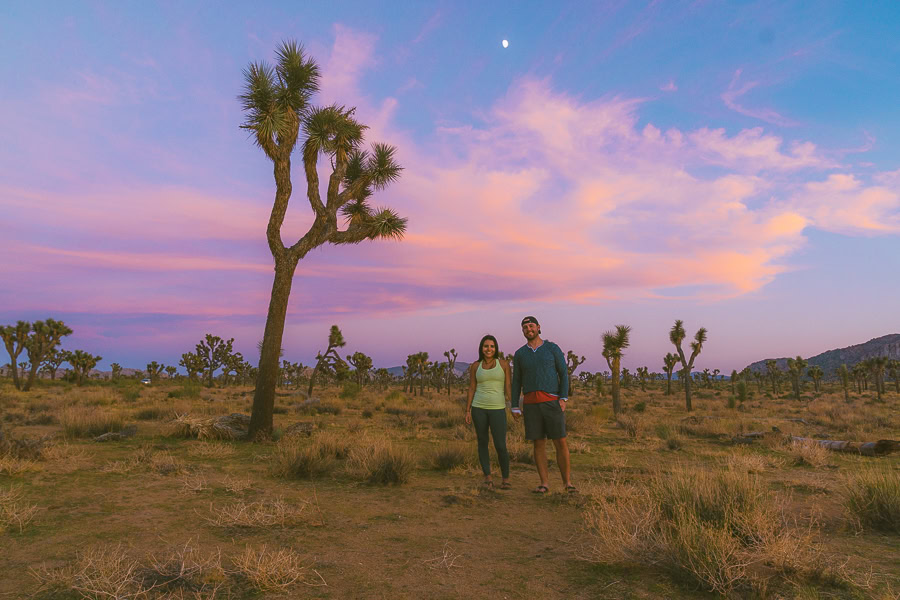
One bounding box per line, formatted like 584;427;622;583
533;438;549;488
551;437;571;487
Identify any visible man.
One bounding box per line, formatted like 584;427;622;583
511;316;575;494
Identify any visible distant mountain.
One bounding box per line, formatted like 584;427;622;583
385;361;471;378
745;334;900;376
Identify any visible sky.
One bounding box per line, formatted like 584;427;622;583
1;1;899;374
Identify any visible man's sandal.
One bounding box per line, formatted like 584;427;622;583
566;484;578;494
500;482;512;490
532;485;549;494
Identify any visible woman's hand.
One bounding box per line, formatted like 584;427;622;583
465;409;472;425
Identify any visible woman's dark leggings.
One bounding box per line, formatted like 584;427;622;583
471;407;510;478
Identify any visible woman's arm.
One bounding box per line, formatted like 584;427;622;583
501;359;512;409
465;362;478;424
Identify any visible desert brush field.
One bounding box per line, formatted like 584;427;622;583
1;378;899;599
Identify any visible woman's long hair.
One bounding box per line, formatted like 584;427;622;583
477;334;500;364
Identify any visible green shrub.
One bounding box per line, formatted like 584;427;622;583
632;402;646;413
134;406;167;421
361;409;373;419
736;381;748;404
272;442;336;479
339;382;361;400
726;396;736;409
167;382;201;400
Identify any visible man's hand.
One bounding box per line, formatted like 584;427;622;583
559;400;567;412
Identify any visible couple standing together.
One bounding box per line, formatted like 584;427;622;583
464;316;575;494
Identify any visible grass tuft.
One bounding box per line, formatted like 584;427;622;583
844;468;900;534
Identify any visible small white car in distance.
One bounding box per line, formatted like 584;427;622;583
140;378;151;385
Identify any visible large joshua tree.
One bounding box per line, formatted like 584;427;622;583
669;320;707;412
602;325;631;416
242;41;406;439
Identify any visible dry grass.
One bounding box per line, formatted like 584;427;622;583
348;438;414;485
0;485;39;532
584;466;825;595
844;467;900;534
222;475;252;493
789;439;831;468
187;441;236;459
616;415;640;439
426;442;474;471
179;473;208;494
60;407;126;438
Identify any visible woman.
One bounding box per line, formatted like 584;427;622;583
465;334;512;489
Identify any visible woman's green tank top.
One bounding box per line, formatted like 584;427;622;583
472;361;506;409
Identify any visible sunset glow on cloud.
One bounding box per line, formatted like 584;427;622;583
2;2;898;370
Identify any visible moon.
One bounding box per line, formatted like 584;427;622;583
502;39;509;48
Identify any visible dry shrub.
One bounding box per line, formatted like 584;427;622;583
232;545;320;592
270;432;351;480
31;541;226;599
726;449;780;474
149;451;186;476
0;454;41;475
584;466;823;595
0;485;39;532
507;438;534;464
188;441;236;459
348;438;414;485
569;440;591;454
789;439;830;468
171;413;249;441
206;497;312;528
223;475;251;493
844;467;900;534
179;473;208;494
41;440;86;462
616;415;640;439
427;442;474;471
60;407;125;438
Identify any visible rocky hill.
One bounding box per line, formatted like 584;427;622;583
745;334;900;376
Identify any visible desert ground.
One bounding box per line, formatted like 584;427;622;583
1;378;898;599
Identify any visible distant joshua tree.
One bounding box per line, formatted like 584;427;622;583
308;326;347;397
669;320;707;412
443;349;457;396
566;350;585;397
242;41;407;440
165;365;177;379
765;360;779;395
64;350;102;386
635;366;648;392
196;334;235;388
807;365;823;394
146;361;165;383
662;352;678;396
346;351;373;389
1;320;73;391
889;359;900;394
837;364;851;402
602;325;631;416
41;348;67;380
786;356;808;401
730;370;738;395
179;352;204;383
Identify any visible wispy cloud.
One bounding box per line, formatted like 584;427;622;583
721;68;799;127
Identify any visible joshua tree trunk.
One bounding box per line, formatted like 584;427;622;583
665;373;672;396
683;369;693;412
611;357;621;415
250;259;296;436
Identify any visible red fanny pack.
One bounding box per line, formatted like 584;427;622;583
523;391;558;405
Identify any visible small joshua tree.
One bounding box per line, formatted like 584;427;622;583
165;365;177;379
42;348;67;380
346;351;373;389
22;319;72;391
179;352;204;383
669;320;707;412
765;359;779;395
602;325;630;416
837;364;851;402
786;356;807;401
566;350;585;398
443;348;457;396
807;365;823;394
146;361;165;383
1;321;32;390
64;350;102;386
196;334;234;388
308;326;346;397
662;352;678;396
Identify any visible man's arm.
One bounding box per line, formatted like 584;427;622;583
553;343;569;400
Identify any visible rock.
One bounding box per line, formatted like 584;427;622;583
209;413;251;440
283;422;315;438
